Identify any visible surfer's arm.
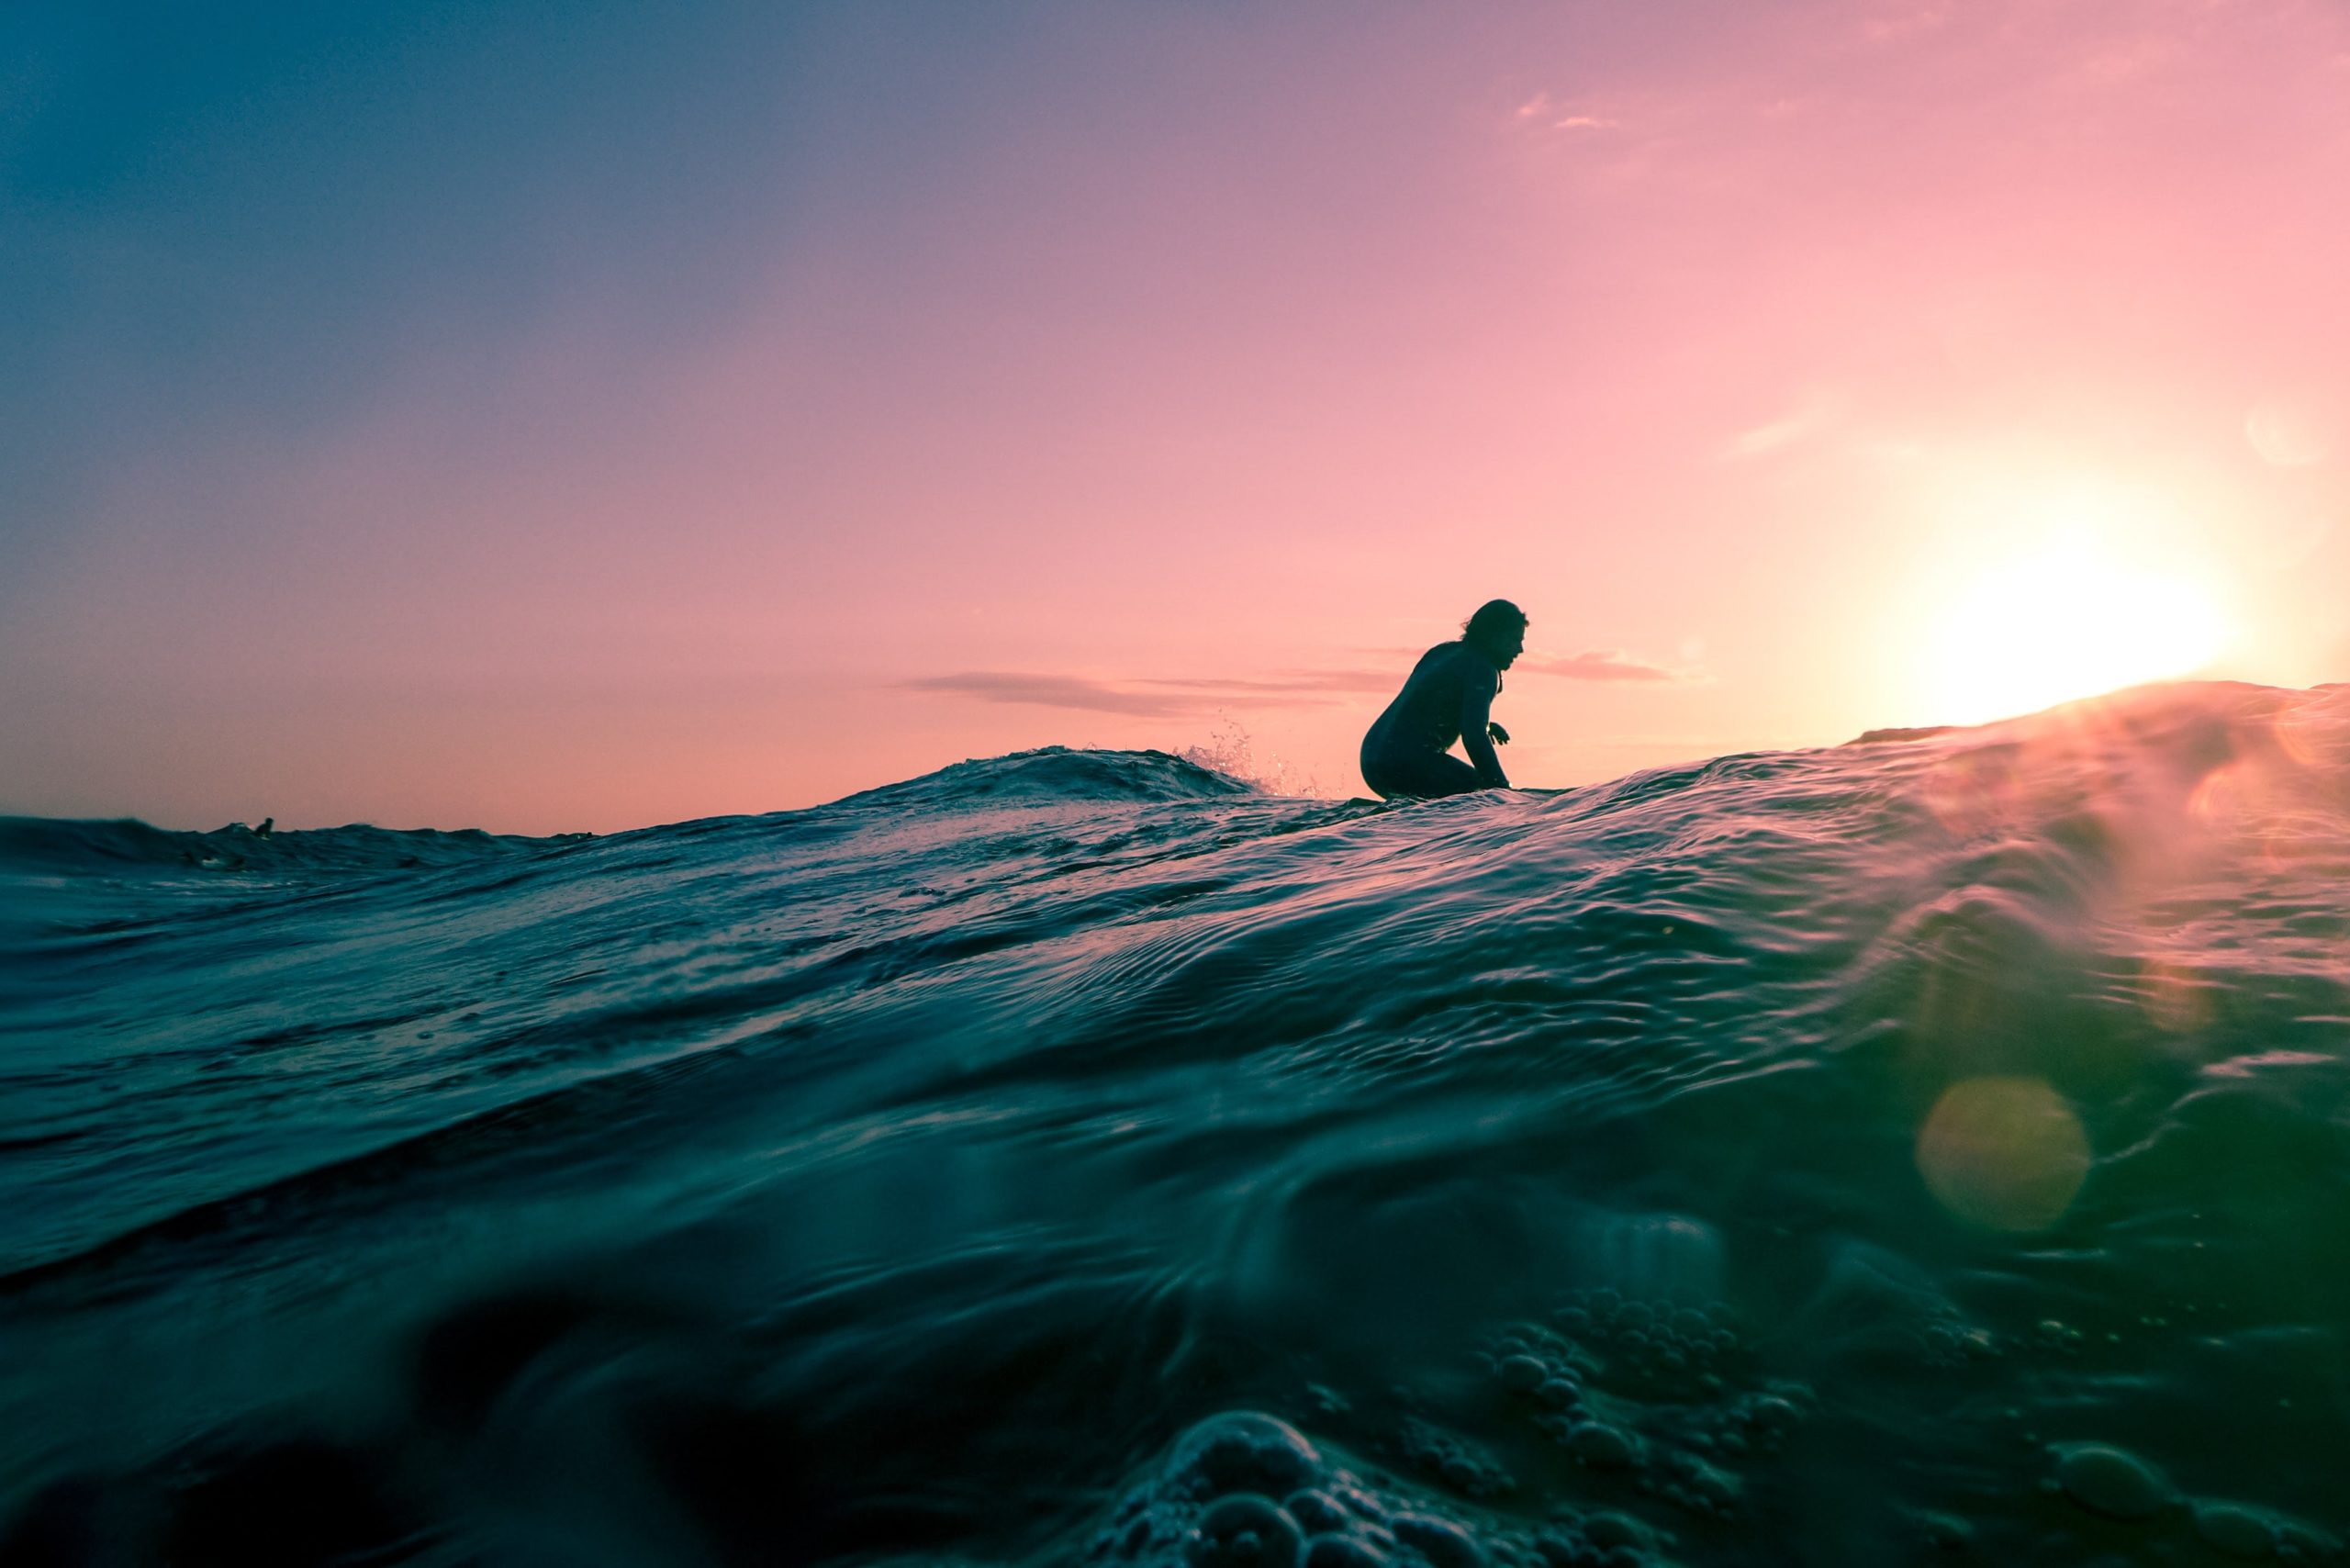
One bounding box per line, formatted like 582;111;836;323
1460;674;1509;789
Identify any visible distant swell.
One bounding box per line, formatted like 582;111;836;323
831;745;1257;811
0;816;583;877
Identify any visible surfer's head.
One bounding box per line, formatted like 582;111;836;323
1464;599;1528;668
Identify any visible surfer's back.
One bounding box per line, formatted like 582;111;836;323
1365;641;1488;756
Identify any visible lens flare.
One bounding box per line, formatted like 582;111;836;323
2273;694;2344;769
1916;1076;2091;1232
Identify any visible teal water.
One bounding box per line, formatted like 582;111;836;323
4;681;2348;1566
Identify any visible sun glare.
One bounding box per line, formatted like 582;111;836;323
1921;532;2228;726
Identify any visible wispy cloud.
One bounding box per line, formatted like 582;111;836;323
1513;91;1622;132
1136;670;1392;694
901;669;1383;715
1860;3;1951;44
1518;650;1685;683
1717;387;1850;462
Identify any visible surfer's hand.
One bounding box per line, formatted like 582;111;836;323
1487;722;1511;745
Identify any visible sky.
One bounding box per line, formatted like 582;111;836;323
5;0;2348;833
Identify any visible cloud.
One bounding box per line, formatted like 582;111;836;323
1861;3;1951;44
1513;91;1621;131
1517;650;1684;683
901;669;1380;715
1717;387;1850;461
901;674;1207;716
1137;670;1392;694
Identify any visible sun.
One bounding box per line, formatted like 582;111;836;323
1921;532;2229;725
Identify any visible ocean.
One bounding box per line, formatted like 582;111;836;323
4;679;2347;1566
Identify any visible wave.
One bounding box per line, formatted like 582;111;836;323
5;682;2350;1565
0;815;586;878
828;745;1259;812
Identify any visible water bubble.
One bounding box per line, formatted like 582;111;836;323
1286;1492;1352;1536
1306;1537;1391;1568
2054;1444;2166;1520
1172;1414;1323;1498
1583;1513;1646;1551
1498;1355;1550;1394
1392;1514;1484;1568
1534;1531;1593;1568
1682;1463;1738;1512
1399;1417;1513;1499
2276;1520;2333;1561
1535;1379;1582;1411
1917;1077;2091;1231
2192;1502;2276;1560
1192;1495;1305;1568
1908;1508;1973;1549
1568;1423;1636;1468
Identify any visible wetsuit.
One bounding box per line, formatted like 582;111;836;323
1360;641;1507;800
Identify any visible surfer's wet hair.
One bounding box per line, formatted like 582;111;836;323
1463;599;1528;648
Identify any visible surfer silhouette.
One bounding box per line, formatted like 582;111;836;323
1360;599;1526;800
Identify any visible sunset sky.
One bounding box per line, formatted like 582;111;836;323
6;1;2348;833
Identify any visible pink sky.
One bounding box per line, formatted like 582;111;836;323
5;1;2347;832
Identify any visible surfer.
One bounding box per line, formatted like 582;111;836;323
1360;599;1527;800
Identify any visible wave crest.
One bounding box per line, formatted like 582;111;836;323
828;745;1257;812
